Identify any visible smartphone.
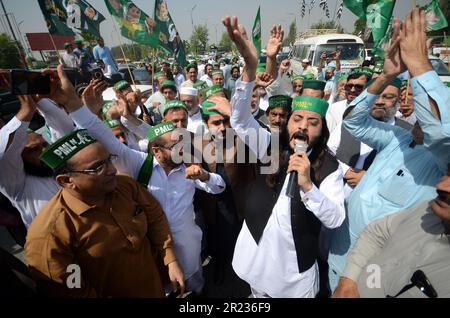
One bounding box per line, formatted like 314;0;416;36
10;69;51;95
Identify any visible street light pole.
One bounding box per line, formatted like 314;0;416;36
0;0;18;43
190;4;197;30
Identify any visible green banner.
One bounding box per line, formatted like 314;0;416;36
154;0;187;66
38;0;75;36
104;0;158;47
252;6;261;57
425;0;448;32
343;0;367;18
366;0;396;48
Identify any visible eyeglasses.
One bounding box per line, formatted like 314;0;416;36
157;140;182;152
386;270;438;298
344;83;365;91
68;154;118;175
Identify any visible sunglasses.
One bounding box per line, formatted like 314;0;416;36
345;83;365;91
386;270;437;298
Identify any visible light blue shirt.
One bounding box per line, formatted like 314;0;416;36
328;71;448;290
93;44;118;73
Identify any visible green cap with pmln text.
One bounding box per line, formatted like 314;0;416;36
201;101;221;116
291;75;305;82
146;121;175;142
114;80;130;91
102;101;114;119
302;80;326;91
292;96;329;117
39;130;96;170
193;80;207;90
104;119;121;129
211;69;223;77
349;67;373;79
268;95;292;110
203;85;224;99
163;100;187;116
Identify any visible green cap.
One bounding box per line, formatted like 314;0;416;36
186;63;197;72
102;101;114;119
74;39;82;44
372;66;383;74
338;74;348;82
163;100;187;116
292;75;305;82
201;101;221;116
211;69;223;76
268;95;292;110
146;121;176;142
161;80;177;91
193;80;207;90
256;64;266;73
114;80;131;91
302;72;315;80
64;42;71;47
104;119;121;129
292;96;329;117
302;80;326;91
39;130;96;170
365;77;402;90
231;64;240;71
349;67;373;79
153;71;166;80
203;84;224;99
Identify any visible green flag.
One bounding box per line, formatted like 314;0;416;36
154;0;187;67
424;0;448;32
366;0;396;47
252;6;261;57
37;0;75;36
343;0;368;18
104;0;158;47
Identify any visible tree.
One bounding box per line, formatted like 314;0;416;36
80;31;97;50
0;33;24;69
283;21;297;46
353;18;366;36
190;24;209;55
310;20;345;33
219;31;233;52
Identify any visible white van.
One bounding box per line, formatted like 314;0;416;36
290;33;366;75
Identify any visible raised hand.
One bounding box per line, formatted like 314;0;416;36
82;79;107;115
399;8;432;77
266;25;284;58
48;65;82;112
383;17;406;78
255;72;274;89
16;95;37;122
204;95;231;117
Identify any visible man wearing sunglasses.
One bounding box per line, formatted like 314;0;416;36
328;9;450;292
25;129;185;297
325;69;370;134
333;166;450;298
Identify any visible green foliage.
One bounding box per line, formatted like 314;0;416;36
283;21;297;46
0;33;24;69
190;24;209;55
219;32;233;51
310;20;345;33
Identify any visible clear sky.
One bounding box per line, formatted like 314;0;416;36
0;0;430;50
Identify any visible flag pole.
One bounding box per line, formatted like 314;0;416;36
108;13;137;87
49;33;62;64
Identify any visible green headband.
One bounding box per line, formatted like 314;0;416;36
302;72;315;80
185;64;197;72
292;75;304;82
161;80;177;90
39;130;97;170
338;74;348;82
349;67;373;79
201;101;221;116
203;84;224;99
211;69;223;76
163;100;187;116
365;77;402;90
193;80;207;90
102;101;114;119
153;71;166;80
302;80;326;91
268;95;292;110
114;80;131;91
292;96;329;117
146;121;175;142
104;119;121;129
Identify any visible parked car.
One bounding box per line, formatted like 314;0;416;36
430;55;450;86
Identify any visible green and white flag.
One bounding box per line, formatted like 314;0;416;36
365;0;396;48
252;6;261;57
104;0;158;47
38;0;75;36
154;0;187;67
424;0;448;32
343;0;367;18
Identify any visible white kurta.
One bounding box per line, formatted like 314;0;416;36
70;106;226;287
230;79;345;298
187;110;204;134
325;99;349;134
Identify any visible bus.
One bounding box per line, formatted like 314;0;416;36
290;32;366;75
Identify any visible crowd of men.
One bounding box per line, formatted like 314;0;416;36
0;8;449;298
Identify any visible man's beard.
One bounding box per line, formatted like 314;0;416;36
325;75;332;81
23;161;54;178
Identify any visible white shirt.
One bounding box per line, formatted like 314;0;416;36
325;99;349;134
230;79;345;297
60;52;79;68
200;74;213;87
0;98;74;227
258;94;269;112
187;109;204;134
70;106;226;283
174;73;185;90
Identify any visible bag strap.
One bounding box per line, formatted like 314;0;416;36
137;154;154;188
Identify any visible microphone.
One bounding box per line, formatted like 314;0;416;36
286;141;308;198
